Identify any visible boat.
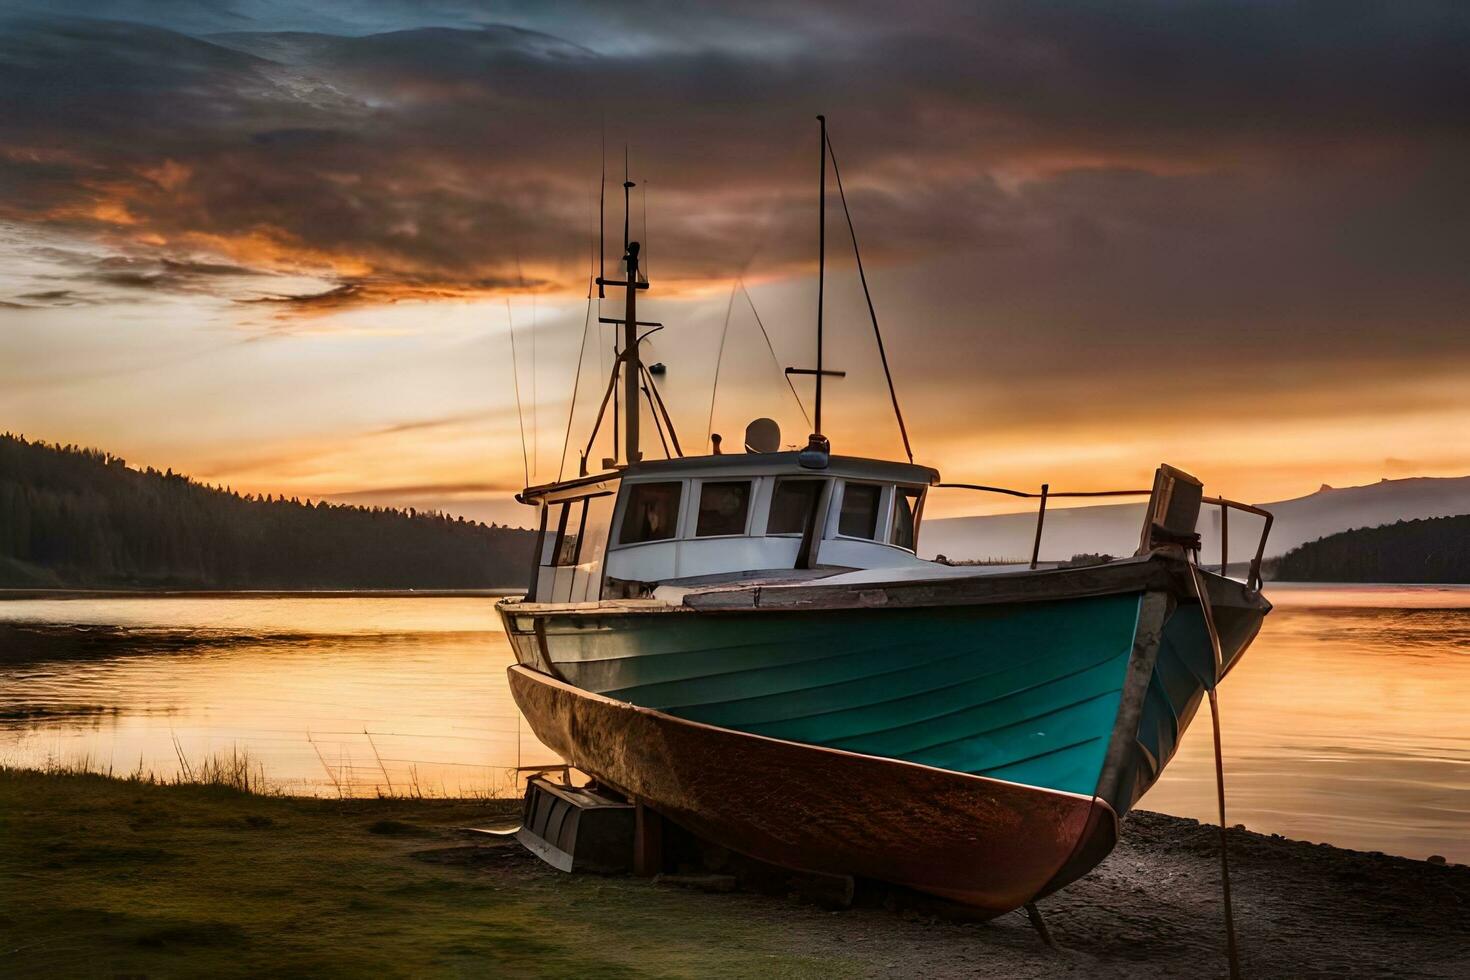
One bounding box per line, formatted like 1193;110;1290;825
498;117;1273;916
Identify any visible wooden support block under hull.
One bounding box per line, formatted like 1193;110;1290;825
507;665;1118;917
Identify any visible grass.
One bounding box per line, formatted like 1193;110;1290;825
0;767;857;978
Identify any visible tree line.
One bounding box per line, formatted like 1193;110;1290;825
1274;513;1470;583
0;433;536;590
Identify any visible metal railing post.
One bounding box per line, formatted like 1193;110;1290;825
1220;501;1229;576
931;483;1272;591
1029;483;1049;569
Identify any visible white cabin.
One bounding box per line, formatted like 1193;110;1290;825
522;452;940;604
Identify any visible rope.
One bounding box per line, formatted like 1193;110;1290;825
1208;688;1242;979
824;127;913;463
1189;562;1243;980
505;298;530;488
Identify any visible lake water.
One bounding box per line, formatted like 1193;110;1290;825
1;585;1466;862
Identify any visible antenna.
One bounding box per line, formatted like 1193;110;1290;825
598;128;606;299
623;146;632;254
586;148;652;470
641;179;649;281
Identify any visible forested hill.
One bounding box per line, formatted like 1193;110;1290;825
0;434;536;590
1274;514;1470;584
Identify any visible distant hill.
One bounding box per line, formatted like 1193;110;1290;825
1274;514;1470;583
0;434;535;590
920;474;1470;564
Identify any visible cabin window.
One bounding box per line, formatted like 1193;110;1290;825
766;479;822;535
890;487;922;550
619;481;682;544
695;481;751;537
838;483;882;539
553;498;588;566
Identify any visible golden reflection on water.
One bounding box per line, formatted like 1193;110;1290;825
0;597;559;798
0;586;1466;861
1146;583;1470;861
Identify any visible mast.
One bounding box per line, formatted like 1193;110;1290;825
816;113;827;436
622;176;641;465
587;171;652;471
785;115;844;466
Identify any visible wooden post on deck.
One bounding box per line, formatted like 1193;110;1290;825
634;801;664;877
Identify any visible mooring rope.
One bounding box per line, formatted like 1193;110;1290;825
1208;686;1242;979
1189;561;1243;980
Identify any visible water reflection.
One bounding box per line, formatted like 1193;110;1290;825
0;587;1465;861
0;598;559;798
1144;584;1469;861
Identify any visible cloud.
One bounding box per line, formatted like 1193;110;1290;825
3;7;1466;300
0;1;1466;400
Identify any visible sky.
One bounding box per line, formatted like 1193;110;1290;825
2;1;1468;526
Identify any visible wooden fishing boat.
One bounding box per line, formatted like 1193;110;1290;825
498;118;1273;916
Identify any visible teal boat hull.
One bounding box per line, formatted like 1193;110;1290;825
503;567;1263;814
500;558;1269;907
527;594;1140;798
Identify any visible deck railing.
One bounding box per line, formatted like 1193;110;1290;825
933;483;1274;591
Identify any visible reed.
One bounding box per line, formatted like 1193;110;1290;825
6;744;273;795
0;748;522;800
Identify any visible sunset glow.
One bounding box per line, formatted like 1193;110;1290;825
3;3;1467;526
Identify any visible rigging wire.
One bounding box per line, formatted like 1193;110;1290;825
640;375;672;458
512;249;537;481
701;132;815;447
640;359;682;457
530;290;538;480
598;120;606;298
561;183;600;482
745;283;813;431
824;125;914;463
504;298;530;488
705;280;815;447
705;282;739;448
559;296;595;482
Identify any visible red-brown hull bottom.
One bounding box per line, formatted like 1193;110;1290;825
508;665;1118;916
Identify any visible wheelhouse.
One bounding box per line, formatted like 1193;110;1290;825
521;453;939;604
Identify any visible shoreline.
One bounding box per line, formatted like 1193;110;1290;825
2;768;1465;978
0;587;523;600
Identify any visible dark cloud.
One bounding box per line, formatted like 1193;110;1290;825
0;3;1466;372
2;246;282;305
248;282;368;309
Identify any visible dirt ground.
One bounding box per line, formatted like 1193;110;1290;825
2;769;1465;978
